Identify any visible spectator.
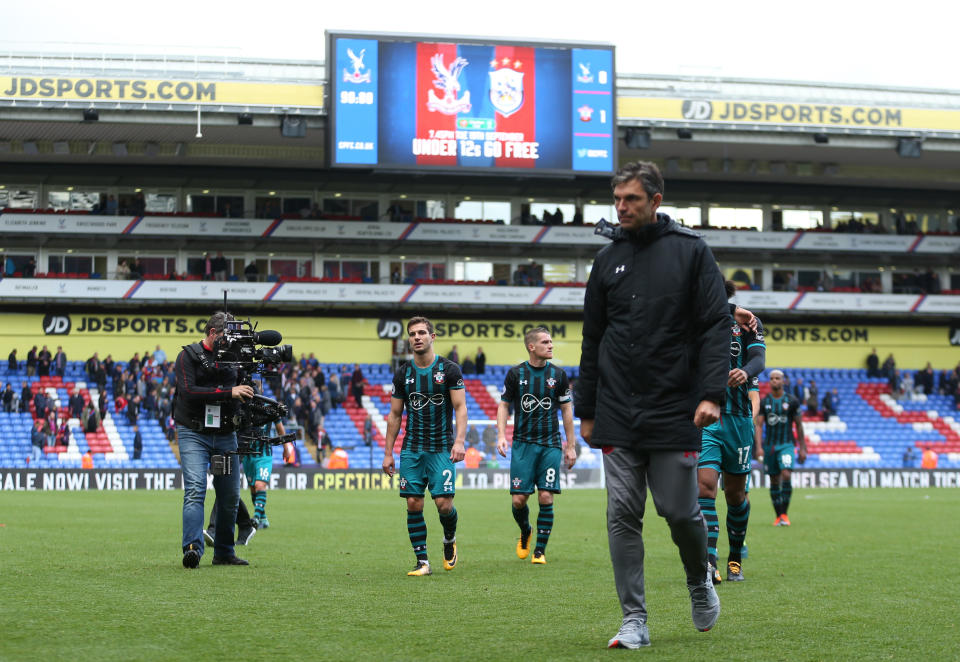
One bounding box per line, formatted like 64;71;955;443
130;258;144;280
920;445;938;469
866;348;881;378
461;356;475;375
475;346;486;375
33;390;48;420
105;194;118;215
308;400;324;443
448;345;460;364
807;379;820;416
56;418;70;447
153;344;167;365
26;345;38;376
30;418;45;463
36;350;50;377
7;348;17;371
350;364;366;408
85;352;101;382
791;376;805;403
327;374;342;409
481;424;498;457
363;412;374;447
127;394;142;425
202;252;213;281
902;445;918;468
916;363;935;395
4;255;15;276
942;369;959;398
116;259;132;280
212;251;228;281
69;388;85;419
133;424;143;460
19;381;31;413
881;353;896;380
244;261;259;282
53;345;67;379
82;448;94;469
889;368;901;395
319;384;332;416
2;382;14;413
316;426;333;461
132;191;146;216
898;370;914;400
23;257;36;278
822;388;839;419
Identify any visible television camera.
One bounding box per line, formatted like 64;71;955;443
209;315;297;474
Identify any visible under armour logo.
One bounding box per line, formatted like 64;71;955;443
409;392;445;410
405;378;415;384
519;380;528;385
521;394;552;412
615;265;625;274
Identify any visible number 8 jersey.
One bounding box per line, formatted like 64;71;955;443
501;361;571;448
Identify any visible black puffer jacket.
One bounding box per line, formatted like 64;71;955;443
574;213;730;451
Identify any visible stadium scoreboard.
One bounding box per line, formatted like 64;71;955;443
327;31;616;175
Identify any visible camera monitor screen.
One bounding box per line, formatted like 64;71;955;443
327;31;616;175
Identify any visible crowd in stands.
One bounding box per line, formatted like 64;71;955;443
867;348;960;408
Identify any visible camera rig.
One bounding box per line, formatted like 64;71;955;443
209;304;296;474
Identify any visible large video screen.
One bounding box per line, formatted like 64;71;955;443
327;32;615;175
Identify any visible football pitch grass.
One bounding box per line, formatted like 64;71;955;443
1;487;957;661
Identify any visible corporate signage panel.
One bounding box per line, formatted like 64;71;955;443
327;31;615;175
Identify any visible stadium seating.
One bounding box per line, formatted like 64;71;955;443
2;360;957;470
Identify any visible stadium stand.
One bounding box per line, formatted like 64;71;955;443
4;359;960;470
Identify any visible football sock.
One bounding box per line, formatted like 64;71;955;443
699;496;719;564
407;510;428;560
439;506;458;542
726;498;749;563
770;485;783;516
253;490;266;519
535;503;554;554
512;504;531;535
781;480;792;514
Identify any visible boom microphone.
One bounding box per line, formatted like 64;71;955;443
253;330;283;346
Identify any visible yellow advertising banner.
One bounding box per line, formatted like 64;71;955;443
763;324;959;369
1;314;955;372
0;77;324;108
618;96;960;132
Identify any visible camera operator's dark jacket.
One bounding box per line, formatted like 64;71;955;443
174;341;239;432
573;213;730;451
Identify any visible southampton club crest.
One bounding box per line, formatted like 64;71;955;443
427;53;472;115
489;58;524;117
343;48;372;84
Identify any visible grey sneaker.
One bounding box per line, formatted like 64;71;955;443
607;618;650;649
689;579;720;631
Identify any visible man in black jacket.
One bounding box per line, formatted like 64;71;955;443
175;312;253;568
575;161;729;649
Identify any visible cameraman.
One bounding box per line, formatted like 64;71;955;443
176;312;254;568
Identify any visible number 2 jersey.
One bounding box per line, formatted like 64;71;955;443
391;356;464;453
760;393;802;448
500;361;571;448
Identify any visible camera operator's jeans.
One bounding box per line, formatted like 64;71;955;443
178;425;240;558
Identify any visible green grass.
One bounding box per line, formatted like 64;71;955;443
1;488;958;661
